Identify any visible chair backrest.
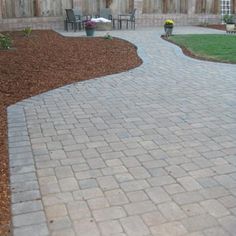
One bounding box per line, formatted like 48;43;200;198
73;9;82;20
66;9;76;22
100;8;112;20
130;8;136;21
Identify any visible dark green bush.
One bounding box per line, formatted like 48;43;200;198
223;14;234;24
0;34;12;49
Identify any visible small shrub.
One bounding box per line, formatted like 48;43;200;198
0;34;12;49
223;14;234;24
104;33;113;40
22;27;32;37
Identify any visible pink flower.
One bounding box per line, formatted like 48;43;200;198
85;20;96;29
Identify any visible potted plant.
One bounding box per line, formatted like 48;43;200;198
164;19;174;36
85;20;96;37
223;14;235;32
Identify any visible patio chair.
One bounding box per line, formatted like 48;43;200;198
65;9;82;32
98;8;112;20
73;9;82;21
118;8;136;30
73;9;90;29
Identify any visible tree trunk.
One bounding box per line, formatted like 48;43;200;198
180;0;188;13
212;0;219;14
129;0;134;11
163;0;168;13
195;0;206;13
34;0;40;16
106;0;112;8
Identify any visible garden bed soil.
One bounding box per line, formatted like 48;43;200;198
0;30;142;236
199;24;226;31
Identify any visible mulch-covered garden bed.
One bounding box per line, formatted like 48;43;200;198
201;24;226;31
0;30;142;236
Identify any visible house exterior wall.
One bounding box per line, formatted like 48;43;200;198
0;0;234;31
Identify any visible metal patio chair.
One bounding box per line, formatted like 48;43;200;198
118;8;136;30
73;9;82;21
98;8;113;20
65;9;82;32
73;9;90;29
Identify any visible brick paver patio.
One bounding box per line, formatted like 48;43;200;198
8;27;236;236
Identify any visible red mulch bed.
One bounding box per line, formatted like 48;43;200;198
0;30;142;236
201;24;226;31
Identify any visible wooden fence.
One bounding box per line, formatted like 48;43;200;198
142;0;220;14
1;0;73;18
81;0;132;15
1;0;236;18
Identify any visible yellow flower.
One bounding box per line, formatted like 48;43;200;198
164;19;174;25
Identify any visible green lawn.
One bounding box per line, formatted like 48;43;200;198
168;34;236;63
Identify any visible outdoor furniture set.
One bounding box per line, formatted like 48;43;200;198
64;8;136;32
112;9;136;30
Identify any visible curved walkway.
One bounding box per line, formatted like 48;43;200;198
9;27;236;236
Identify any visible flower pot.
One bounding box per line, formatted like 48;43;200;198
226;24;235;33
85;28;95;37
164;25;173;35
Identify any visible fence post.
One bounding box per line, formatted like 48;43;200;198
0;0;2;19
188;0;196;15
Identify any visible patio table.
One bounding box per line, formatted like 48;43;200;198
118;14;132;29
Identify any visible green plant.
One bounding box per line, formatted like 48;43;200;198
104;33;113;40
168;34;236;63
22;27;32;37
0;34;12;49
223;14;234;24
